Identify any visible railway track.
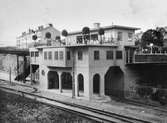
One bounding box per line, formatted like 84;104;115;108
122;98;167;114
1;78;167;114
0;80;153;123
109;95;167;114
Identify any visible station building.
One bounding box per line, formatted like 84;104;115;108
29;24;140;100
16;24;60;49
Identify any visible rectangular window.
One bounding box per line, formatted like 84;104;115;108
35;52;39;57
31;52;34;57
106;51;113;60
59;51;64;60
67;51;71;60
48;51;52;60
128;33;133;41
78;51;83;60
44;52;47;60
116;51;122;59
54;51;58;60
94;50;100;60
118;32;123;41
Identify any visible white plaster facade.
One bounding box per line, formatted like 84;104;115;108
29;24;139;100
16;24;60;49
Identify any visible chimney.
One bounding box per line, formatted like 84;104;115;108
38;25;44;31
93;23;100;29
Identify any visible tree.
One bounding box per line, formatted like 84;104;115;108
45;32;51;39
82;27;90;44
62;30;68;37
98;28;104;44
141;29;164;47
32;35;37;40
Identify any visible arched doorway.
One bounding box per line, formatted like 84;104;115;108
93;74;100;94
48;71;59;89
105;66;124;98
78;74;84;94
61;72;72;90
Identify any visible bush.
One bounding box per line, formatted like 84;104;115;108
136;87;153;98
151;89;167;105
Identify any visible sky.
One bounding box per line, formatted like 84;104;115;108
0;0;167;46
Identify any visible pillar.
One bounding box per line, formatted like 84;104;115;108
58;72;62;93
113;49;116;65
30;64;33;85
23;56;27;83
16;55;19;77
100;74;105;97
72;48;75;98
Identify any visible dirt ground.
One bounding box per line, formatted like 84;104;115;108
0;90;97;123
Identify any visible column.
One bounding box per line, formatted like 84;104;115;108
72;48;75;98
100;74;105;97
113;49;116;66
23;56;27;83
30;64;33;85
58;72;62;93
128;49;130;63
16;55;19;77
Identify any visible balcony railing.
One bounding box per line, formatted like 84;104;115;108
134;52;167;64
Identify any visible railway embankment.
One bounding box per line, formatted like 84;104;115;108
0;77;167;123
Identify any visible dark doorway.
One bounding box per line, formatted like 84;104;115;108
93;74;100;94
78;74;84;92
105;66;124;97
61;72;72;89
48;71;59;89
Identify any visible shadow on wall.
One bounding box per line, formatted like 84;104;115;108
128;64;167;105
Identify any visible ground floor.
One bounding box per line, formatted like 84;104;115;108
32;64;125;100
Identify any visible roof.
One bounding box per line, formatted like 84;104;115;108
68;25;140;36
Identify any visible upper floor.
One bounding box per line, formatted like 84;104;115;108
65;24;139;47
29;44;124;68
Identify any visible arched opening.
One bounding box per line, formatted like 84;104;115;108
93;74;100;94
48;71;59;89
105;66;124;98
61;72;72;90
78;74;84;92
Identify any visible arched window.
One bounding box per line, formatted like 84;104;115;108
78;74;84;92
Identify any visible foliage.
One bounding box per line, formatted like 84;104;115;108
136;87;153;98
45;32;51;39
141;29;164;47
98;28;105;44
32;35;37;40
151;89;167;105
98;28;104;35
82;27;90;35
62;30;68;37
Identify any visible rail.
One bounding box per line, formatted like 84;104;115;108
0;79;152;123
